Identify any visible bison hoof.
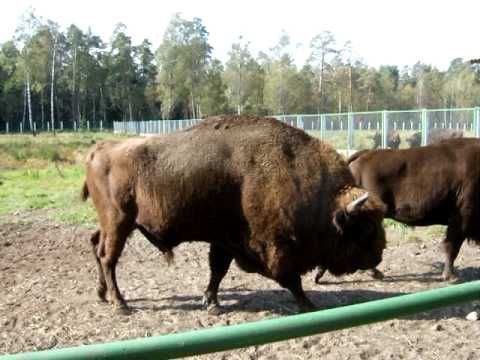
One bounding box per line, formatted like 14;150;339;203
206;304;224;316
297;300;317;313
96;287;107;302
114;304;131;316
314;267;327;284
298;304;317;314
442;272;460;283
369;269;384;280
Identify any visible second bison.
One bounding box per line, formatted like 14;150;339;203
82;115;386;313
344;138;480;281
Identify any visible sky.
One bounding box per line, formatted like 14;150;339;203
0;0;478;71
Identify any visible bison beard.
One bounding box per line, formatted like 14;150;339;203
82;115;386;314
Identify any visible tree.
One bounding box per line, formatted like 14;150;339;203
308;31;338;112
15;8;42;135
156;14;212;119
200;59;229;116
0;41;22;127
224;37;267;115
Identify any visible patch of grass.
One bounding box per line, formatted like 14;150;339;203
0;164;96;225
0;132;131;169
0;132;136;226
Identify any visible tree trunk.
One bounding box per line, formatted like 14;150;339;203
26;72;35;136
22;79;27;128
41;89;45;130
129;101;133;122
338;90;342;113
348;65;353;112
366;85;372;112
100;87;106;122
51;35;57;135
319;53;325;112
93;93;96;123
72;47;77;128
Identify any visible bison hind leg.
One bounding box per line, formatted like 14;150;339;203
90;229;107;302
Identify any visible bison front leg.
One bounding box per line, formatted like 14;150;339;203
203;244;233;315
278;273;316;313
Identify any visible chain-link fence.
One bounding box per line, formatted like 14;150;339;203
108;108;480;154
7;108;472;153
275;108;480;154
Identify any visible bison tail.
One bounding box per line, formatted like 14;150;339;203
81;181;89;201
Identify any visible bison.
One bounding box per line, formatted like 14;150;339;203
81;115;386;314
406;128;463;148
316;138;480;283
371;130;401;150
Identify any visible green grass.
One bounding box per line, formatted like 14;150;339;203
0;131;130;169
0;132;132;226
0;164;96;225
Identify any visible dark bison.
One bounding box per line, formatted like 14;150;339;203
81;115;386;313
371;130;401;150
406;128;463;148
318;138;480;283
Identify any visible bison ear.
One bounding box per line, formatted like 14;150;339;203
333;210;348;234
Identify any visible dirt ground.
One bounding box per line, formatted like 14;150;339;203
1;210;480;359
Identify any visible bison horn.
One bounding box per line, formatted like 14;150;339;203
346;192;369;213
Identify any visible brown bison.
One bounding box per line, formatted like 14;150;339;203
81;115;386;313
406;128;463;148
371;130;401;150
317;138;480;283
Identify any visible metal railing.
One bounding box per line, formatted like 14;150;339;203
2;280;480;359
112;107;480;153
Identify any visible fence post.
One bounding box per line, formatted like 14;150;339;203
20;122;23;133
421;109;428;146
475;107;480;138
297;115;304;130
320;115;326;141
60;121;63;131
33;122;37;133
381;111;388;149
347;112;354;152
6;121;9;133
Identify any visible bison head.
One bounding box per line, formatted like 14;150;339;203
328;187;386;276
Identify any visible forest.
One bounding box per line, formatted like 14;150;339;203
1;10;479;132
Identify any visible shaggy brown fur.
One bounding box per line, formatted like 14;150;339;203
347;137;480;281
82;115;386;313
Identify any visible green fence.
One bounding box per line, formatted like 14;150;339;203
112;107;480;153
2;280;480;359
